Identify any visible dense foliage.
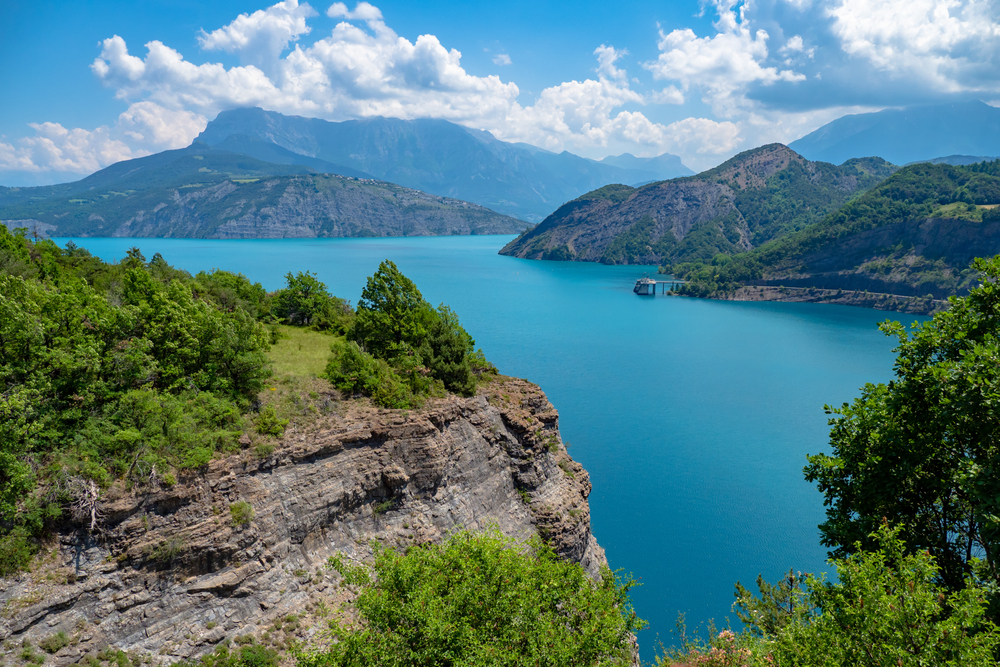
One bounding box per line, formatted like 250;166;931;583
673;161;1000;296
325;259;494;408
663;524;999;666
303;529;644;667
804;255;1000;601
0;228;282;573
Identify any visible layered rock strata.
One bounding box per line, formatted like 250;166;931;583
0;377;604;664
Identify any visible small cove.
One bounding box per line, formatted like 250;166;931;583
55;234;922;656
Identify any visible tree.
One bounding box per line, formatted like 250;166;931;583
304;529;644;667
351;260;429;359
805;256;1000;597
762;524;1000;666
273;271;343;327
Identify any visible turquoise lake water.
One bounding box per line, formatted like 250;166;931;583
55;234;922;656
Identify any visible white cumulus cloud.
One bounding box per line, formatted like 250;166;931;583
0;102;206;176
644;0;805;117
827;0;1000;92
7;1;754;181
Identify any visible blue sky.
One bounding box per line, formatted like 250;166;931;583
3;0;1000;185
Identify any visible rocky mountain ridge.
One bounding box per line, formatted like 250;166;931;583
788;100;1000;166
499;144;896;265
195;108;693;222
0;145;525;238
0;377;603;664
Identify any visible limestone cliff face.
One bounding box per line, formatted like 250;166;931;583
0;378;604;664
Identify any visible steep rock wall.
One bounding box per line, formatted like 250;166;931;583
0;378;605;664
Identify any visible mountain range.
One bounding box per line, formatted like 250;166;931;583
789;101;1000;166
194;108;693;221
0;144;524;238
499;144;896;266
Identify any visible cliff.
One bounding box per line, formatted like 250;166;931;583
0;377;603;664
499;145;896;265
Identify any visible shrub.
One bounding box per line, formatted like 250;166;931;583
38;632;69;654
230;501;254;527
307;529;643;667
254;405;288;437
0;528;36;577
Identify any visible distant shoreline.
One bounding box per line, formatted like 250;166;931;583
708;285;948;315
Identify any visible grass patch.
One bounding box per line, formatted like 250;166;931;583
268;325;342;378
931;201;984;221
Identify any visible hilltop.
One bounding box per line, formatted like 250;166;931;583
674;160;1000;312
195;107;692;222
499;144;896;265
0;143;524;238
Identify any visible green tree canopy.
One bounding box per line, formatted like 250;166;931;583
805;255;1000;598
330;259;491;406
351;259;429;359
305;529;643;667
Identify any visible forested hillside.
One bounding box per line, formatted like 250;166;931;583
499;144;895;266
0;144;524;239
0;226;492;574
674;160;1000;302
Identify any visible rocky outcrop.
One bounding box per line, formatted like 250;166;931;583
0;377;604;664
714;285;949;314
499;145;896;266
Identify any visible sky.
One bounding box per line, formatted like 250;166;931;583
2;0;1000;185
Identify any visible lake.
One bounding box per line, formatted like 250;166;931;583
55;234;921;657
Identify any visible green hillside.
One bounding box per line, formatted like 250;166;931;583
674;160;1000;301
500;145;897;266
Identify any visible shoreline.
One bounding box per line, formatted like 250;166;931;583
705;285;949;315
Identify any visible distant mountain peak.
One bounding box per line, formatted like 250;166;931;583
194;108;694;222
789;100;1000;166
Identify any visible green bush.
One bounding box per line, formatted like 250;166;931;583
230;501;254;527
324;340;414;409
38;632;69;654
254;405;288;437
304;529;643;667
178;643;277;667
0;528;36;576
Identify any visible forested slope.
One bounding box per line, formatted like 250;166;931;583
674;160;1000;303
499;144;895;265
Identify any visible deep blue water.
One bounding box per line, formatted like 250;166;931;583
55;235;921;655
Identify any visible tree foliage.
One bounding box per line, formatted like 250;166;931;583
674;161;1000;297
304;529;644;667
272;271;353;332
328;260;494;407
0;226;279;571
805;256;1000;598
663;524;999;666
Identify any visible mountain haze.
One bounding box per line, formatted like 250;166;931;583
195;108;693;221
789;101;1000;166
499;145;896;265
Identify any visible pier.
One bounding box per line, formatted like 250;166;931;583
633;276;686;295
